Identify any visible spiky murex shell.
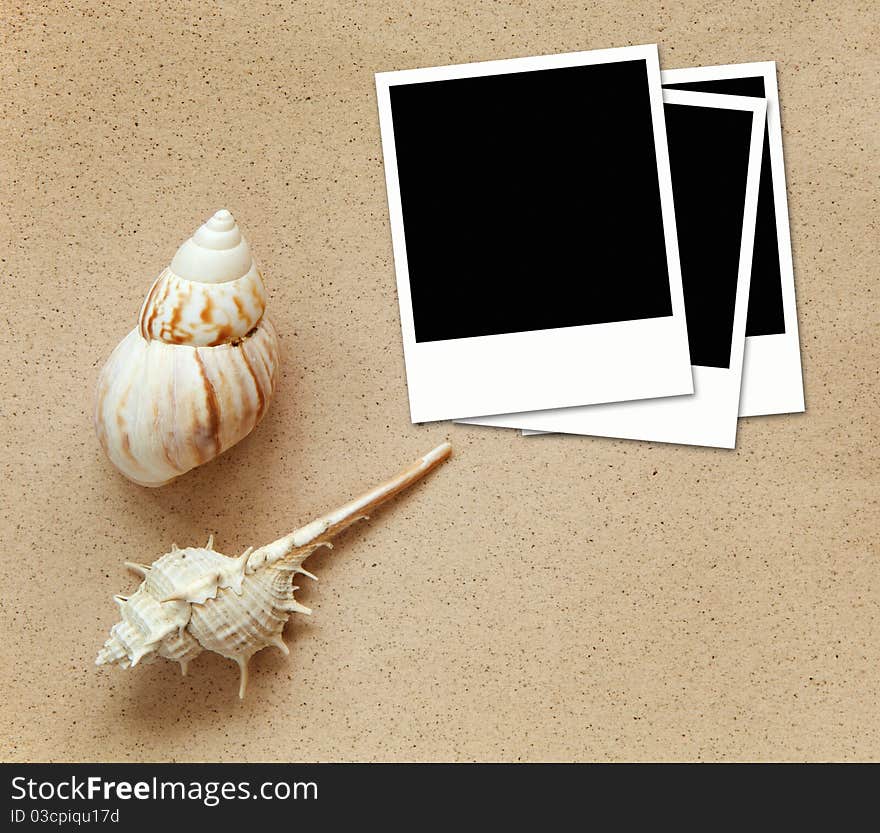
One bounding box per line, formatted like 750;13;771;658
95;443;454;698
96;542;312;697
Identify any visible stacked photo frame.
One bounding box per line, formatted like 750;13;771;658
376;46;804;448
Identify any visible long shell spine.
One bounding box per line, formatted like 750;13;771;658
96;443;452;697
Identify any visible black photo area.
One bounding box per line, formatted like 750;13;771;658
664;102;753;368
388;60;673;343
663;76;786;336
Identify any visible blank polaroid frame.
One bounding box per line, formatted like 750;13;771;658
375;45;693;423
462;91;766;448
662;62;805;417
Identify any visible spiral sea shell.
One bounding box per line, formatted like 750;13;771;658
94;210;279;487
96;443;452;697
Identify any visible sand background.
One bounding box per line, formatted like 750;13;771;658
1;1;877;762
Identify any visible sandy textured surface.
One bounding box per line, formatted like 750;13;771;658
1;1;877;762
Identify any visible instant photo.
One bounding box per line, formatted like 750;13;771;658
376;45;693;423
662;75;782;338
391;61;674;342
662;62;805;417
464;91;766;448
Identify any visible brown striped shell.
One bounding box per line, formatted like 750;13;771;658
94;210;281;487
138;266;267;347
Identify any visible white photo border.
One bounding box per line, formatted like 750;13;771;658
376;44;693;423
461;91;766;448
661;61;805;417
